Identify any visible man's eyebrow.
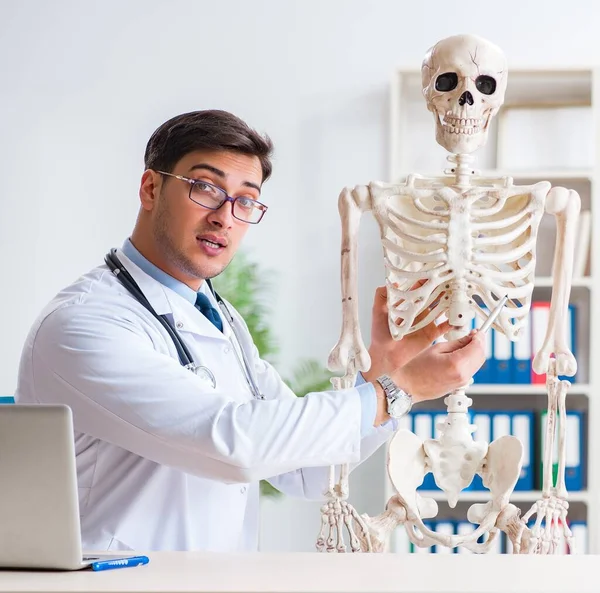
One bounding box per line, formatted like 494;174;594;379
188;163;261;194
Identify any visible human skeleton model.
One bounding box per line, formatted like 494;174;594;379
318;34;581;554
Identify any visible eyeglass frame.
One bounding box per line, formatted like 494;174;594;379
156;170;268;224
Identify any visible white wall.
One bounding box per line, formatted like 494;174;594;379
1;0;599;551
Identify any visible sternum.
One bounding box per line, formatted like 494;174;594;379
446;204;472;276
444;201;475;337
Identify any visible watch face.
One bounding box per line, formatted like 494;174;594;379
389;395;412;418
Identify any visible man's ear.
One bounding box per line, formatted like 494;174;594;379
139;170;162;211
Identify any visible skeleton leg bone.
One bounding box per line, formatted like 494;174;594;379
521;361;574;554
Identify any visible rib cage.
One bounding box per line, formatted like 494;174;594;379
371;180;548;340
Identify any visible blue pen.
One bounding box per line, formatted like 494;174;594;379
90;555;149;571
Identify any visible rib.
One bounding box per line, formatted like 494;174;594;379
472;215;533;246
387;204;448;230
472;237;537;264
471;201;535;231
385;212;447;245
382;238;447;263
467;260;535;283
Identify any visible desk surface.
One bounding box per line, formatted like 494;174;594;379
0;552;596;593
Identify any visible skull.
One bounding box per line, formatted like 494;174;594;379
421;34;508;154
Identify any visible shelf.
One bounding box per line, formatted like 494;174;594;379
469;384;590;395
391;64;599;554
416;490;590;503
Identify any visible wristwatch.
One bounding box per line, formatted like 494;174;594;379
376;374;413;418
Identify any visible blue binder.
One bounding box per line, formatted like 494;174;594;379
564;410;584;491
511;412;534;491
0;396;14;404
511;312;532;384
413;412;438;491
473;310;492;383
491;328;512;384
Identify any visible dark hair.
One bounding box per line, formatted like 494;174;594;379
144;109;273;182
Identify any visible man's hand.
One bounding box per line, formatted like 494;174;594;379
363;283;450;382
395;331;486;402
373;331;486;426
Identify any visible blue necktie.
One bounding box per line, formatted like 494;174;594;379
195;292;223;332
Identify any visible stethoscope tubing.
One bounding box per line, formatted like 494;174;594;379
104;249;264;399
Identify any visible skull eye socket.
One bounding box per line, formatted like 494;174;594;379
435;72;458;92
475;75;497;95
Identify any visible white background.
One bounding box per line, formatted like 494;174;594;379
1;0;598;551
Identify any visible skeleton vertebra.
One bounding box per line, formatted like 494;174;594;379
320;33;580;554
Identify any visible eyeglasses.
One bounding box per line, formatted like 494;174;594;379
157;171;268;224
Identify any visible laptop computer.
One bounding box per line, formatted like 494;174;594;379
0;404;132;570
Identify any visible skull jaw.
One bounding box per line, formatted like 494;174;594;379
434;114;491;154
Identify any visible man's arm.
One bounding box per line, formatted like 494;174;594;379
27;300;373;485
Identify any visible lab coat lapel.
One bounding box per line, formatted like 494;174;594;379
113;249;230;342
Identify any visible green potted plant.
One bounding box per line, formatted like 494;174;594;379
212;252;333;496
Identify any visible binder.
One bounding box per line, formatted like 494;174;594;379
456;522;475;554
569;521;588;554
511;412;534;491
392;525;411;554
470;412;491;491
469;412;533;491
512;313;531;384
473;309;492;383
396;414;412;433
411;521;433;554
531;302;550;384
433;521;454;554
489;530;504;554
0;397;14;404
558;304;577;383
539;410;584;491
565;411;584;490
493;413;511;439
491;328;512;384
477;529;503;554
413;413;438;491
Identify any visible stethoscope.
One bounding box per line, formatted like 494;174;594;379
104;248;265;400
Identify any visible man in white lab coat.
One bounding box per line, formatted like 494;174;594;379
15;110;485;552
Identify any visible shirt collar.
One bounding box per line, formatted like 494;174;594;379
121;238;202;306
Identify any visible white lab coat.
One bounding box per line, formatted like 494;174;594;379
15;249;395;552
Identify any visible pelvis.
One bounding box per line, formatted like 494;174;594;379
388;419;523;522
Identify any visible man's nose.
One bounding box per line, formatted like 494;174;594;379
207;200;234;228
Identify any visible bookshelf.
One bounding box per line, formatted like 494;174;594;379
385;67;598;554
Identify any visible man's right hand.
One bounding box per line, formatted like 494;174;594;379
373;330;486;426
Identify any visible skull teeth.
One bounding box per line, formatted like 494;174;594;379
442;115;483;134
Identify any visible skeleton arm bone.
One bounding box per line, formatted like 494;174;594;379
532;187;581;376
327;186;373;376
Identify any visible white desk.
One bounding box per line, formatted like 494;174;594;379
0;552;595;593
